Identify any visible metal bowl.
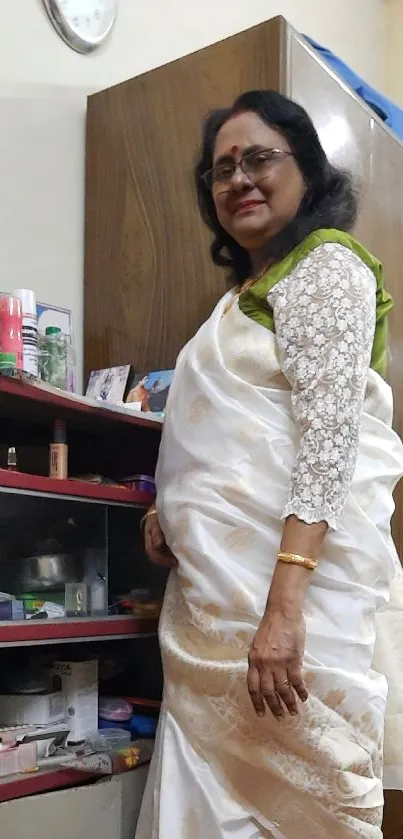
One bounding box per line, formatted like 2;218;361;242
17;553;83;591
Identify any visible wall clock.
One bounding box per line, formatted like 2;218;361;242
43;1;118;54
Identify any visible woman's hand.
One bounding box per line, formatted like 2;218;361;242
247;606;308;719
143;507;177;569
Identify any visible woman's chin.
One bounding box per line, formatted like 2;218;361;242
231;224;273;251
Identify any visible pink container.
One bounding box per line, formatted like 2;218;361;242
0;295;23;369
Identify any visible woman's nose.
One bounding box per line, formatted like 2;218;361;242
229;163;253;192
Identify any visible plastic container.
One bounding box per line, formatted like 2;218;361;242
0;295;23;369
38;326;68;390
98;715;158;739
12;288;38;378
131;589;162;619
88;728;131;751
0;352;17;376
99;697;133;722
120;474;155;494
128;714;158;739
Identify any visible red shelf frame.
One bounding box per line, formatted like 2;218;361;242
0;375;163;431
0;615;157;646
0;766;100;803
0;468;154;507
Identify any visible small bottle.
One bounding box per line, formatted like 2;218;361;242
49;419;68;480
12;289;38;378
7;446;17;471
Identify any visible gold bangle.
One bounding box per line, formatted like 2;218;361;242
140;509;157;531
277;551;317;571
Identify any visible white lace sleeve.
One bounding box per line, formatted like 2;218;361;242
268;243;376;530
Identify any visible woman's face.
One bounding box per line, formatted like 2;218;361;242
211;112;306;254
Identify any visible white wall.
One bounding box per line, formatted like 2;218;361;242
2;1;386;90
0;0;386;389
0;86;86;389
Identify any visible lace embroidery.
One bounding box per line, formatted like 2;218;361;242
268;243;376;530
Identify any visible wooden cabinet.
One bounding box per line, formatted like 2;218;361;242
84;17;285;375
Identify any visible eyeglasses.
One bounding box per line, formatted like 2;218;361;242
202;148;294;192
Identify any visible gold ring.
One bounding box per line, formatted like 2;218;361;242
280;679;290;686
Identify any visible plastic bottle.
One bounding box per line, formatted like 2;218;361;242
0;295;23;369
39;326;68;390
12;288;38;378
49;419;68;480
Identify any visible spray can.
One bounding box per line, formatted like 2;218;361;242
12;288;38;378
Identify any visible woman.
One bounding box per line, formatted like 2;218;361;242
135;91;403;838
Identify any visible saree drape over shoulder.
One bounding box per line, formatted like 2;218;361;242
135;232;403;839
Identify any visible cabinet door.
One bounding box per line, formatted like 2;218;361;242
85;17;285;375
289;34;403;556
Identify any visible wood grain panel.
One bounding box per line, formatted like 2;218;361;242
84;17;285;377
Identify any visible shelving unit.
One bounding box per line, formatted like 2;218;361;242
0;615;157;647
0;377;162;637
0;375;163;431
0;375;163;803
0;765;99;804
0;468;154;507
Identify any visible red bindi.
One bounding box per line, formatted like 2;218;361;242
231;145;239;156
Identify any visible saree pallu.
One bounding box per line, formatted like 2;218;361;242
135;292;403;839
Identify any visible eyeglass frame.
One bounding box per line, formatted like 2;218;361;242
201;147;294;193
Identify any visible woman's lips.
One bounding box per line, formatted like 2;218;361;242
232;200;266;216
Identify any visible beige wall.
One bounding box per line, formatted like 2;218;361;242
384;0;403;107
0;0;386;388
1;1;385;90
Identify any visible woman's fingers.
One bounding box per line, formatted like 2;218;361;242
149;518;165;551
247;664;265;717
273;674;298;716
144;517;177;568
288;666;308;703
259;671;284;719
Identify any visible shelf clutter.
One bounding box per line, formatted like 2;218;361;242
0;372;163;636
0;365;163;805
0;468;155;508
0;655;159;803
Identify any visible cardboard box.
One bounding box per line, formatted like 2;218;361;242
50;660;98;743
0;692;66;726
0;599;25;620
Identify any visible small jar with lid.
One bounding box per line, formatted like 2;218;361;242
0;352;17;377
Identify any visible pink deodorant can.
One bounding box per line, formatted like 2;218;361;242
0;294;23;369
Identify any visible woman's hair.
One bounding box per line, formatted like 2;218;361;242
195;90;358;284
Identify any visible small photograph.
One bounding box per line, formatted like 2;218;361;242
86;365;132;405
125;370;174;415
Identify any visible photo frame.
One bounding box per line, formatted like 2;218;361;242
125;369;174;415
86;365;132;405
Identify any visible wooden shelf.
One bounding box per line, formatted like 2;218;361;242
0;615;157;646
0;468;154;507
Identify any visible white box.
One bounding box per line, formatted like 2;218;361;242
50;660;98;743
0;692;66;726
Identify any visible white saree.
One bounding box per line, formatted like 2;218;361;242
135;244;403;838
